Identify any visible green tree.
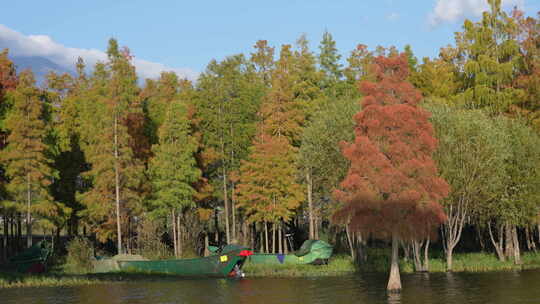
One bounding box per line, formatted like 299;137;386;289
482;118;540;263
412;57;459;104
1;71;58;247
404;44;418;73
148;99;200;256
195;54;264;243
300;97;359;239
455;0;522;113
141;71;182;145
318;30;343;84
427;104;509;270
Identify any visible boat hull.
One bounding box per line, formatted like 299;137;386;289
93;247;248;277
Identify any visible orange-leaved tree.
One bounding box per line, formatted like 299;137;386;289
333;53;449;292
235;44;304;253
235;134;303;253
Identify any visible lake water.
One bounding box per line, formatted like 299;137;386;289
2;270;540;304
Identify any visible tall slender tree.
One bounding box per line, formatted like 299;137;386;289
148;99;200;256
319;31;343;83
195;54;264;243
78;39;144;252
1;71;57;248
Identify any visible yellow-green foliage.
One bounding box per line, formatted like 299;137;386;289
64;237;94;274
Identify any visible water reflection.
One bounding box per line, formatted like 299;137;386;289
387;292;401;304
2;270;540;304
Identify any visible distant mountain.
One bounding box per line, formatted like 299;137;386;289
10;56;73;85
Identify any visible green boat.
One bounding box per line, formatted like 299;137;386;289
8;240;52;273
93;244;252;278
210;240;333;265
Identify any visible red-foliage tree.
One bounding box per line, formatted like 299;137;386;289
333;54;449;292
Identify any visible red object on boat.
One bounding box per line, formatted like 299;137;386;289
238;250;253;257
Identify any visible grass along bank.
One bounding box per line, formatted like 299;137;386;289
0;270;211;289
3;251;540;288
361;249;540;273
243;255;356;277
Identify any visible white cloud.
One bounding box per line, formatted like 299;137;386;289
428;0;524;26
0;24;198;81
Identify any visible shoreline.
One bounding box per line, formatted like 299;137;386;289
2;252;540;288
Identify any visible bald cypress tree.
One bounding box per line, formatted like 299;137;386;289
1;71;57;248
334;54;449;292
455;0;522;113
78;39;144;252
148;99;200;256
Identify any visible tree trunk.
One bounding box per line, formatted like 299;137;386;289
442;200;467;271
446;244;454;271
488;222;505;261
264;222;269;254
526;226;533;251
272;222;276;254
306;170;314;240
222;169;230;244
26;173;32;248
357;233;366;263
284;226;289;254
214;209;219;243
3;211;8;261
402;241;411;262
412;240;422;272
476;226;485;252
504;223;514;259
260;229;264;253
387;233;402;292
512;226;521;264
17;214;22;252
537;223;540;244
278;223;283;254
172;210;177;257
231;182;236;242
114;115;123;255
345;225;356;261
177;214;182;257
529;226;537;252
424;238;430;272
204;233;210;257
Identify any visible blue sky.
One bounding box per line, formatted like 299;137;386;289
1;0;539;80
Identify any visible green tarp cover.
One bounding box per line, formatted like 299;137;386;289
247;240;333;265
8;241;51;272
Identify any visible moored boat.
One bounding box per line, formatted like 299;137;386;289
209;240;333;266
92;244;252;277
8;240;52;273
246;240;333;265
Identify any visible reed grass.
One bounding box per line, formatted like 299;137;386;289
3;251;540;287
0;272;111;288
360;249;540;273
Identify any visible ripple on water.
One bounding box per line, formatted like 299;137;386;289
3;270;540;304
